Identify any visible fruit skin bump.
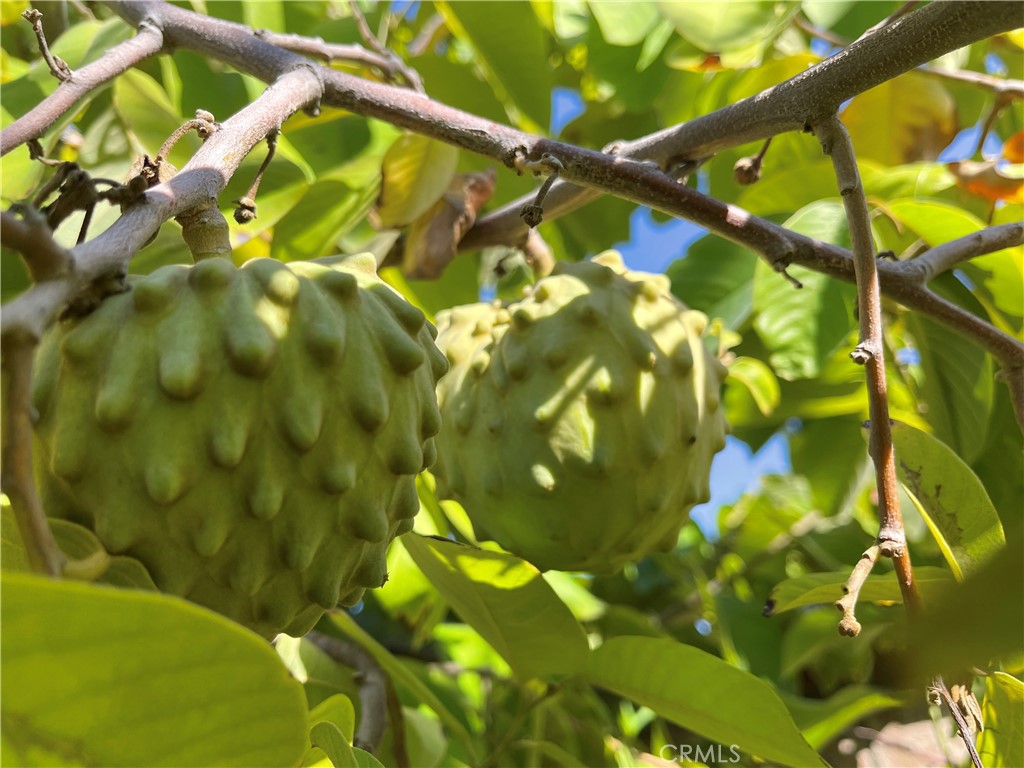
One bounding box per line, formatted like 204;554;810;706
32;254;449;638
433;251;729;573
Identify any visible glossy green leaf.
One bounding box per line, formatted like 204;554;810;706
436;1;552;131
752;201;856;380
113;69;196;167
790;417;871;518
781;686;906;750
765;567;954;615
887;199;1023;334
309;695;356;744
979;673;1024;768
270;178;379;262
667;236;758;329
737;159;843;217
727;356;780;416
892;422;1005;580
588;1;658;46
373;133;459;228
404;535;589;680
587;636;824;767
310;722;356;768
904;276;994;463
659;1;799;60
0;573;308;767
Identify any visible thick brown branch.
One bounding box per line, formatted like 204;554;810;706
1;67;322;340
8;1;1021;396
0;22;164;156
815;116;920;613
464;1;1022;247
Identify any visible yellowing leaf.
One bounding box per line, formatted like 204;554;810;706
1004;131;1024;163
842;72;956;165
373;133;459;229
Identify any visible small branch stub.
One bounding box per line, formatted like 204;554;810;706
23;9;72;82
835;545;880;637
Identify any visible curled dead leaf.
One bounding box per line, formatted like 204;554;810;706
401;169;496;279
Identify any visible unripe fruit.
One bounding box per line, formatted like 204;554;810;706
433;252;728;573
32;254;449;638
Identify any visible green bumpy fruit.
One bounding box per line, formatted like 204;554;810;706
32;254;449;638
433;252;728;573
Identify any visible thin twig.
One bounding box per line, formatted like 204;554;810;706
254;29;423;92
233;130;278;224
930;678;984;768
307;631;393;756
815;116;919;610
22;9;72;82
897;222;1024;283
834;545;880;637
2;66;323;341
0;342;66;577
0;21;164;155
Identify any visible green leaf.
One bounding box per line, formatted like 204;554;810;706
373;133;459;228
0;573;308;767
403;535;590;680
270;178;379;262
979;673;1024;768
765;567;954;615
586;636;824;767
790;417;871;518
887;199;1023;334
666;236;758;329
658;1;799;64
726;357;780;417
904;274;994;463
436;1;552;132
113;69;195;167
588;0;658;46
910;537;1024;674
781;686;907;751
310;722;357;768
752;201;856;380
309;695;356;744
737;160;844;217
892;422;1005;580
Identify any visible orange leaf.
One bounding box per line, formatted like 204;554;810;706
1003;131;1024;164
948;160;1024;203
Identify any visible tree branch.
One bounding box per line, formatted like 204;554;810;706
896;222;1024;283
1;66;323;340
5;1;1021;399
815;116;920;611
307;631;392;755
463;0;1022;249
0;21;164;156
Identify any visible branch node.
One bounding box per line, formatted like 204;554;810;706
850;342;876;365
